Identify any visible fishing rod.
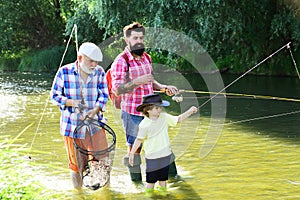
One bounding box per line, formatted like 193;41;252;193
27;24;79;160
157;88;300;124
197;42;294;109
174;89;300;103
157;89;300;103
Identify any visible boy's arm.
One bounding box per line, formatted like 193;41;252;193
129;138;143;166
178;106;198;123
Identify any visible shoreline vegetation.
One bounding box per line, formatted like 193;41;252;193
0;1;299;77
0;45;299;77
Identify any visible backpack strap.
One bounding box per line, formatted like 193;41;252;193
143;53;152;64
121;53;130;81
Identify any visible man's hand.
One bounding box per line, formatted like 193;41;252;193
165;85;179;96
132;74;154;86
85;106;102;119
66;99;81;107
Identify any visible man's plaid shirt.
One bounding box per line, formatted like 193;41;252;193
111;48;153;116
50;61;108;138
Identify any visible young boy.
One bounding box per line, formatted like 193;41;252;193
129;93;198;194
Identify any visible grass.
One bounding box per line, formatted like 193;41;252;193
0;130;52;200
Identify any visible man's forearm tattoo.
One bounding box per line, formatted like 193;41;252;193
117;81;136;95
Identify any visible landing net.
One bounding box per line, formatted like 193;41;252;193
73;116;116;190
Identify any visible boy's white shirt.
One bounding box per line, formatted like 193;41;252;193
137;112;178;159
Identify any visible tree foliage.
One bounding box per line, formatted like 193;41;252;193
62;0;300;75
0;0;299;75
0;0;65;56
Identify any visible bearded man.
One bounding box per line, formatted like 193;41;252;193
110;22;179;182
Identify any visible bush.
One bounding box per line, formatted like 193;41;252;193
18;46;77;72
0;57;20;71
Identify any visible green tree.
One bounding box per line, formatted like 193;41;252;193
1;0;299;75
64;0;299;75
0;0;65;56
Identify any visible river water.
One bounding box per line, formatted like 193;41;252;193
1;72;300;200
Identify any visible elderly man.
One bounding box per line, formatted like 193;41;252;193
50;42;109;190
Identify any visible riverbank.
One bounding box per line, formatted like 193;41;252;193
1;44;299;77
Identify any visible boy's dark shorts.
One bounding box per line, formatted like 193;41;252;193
146;154;171;183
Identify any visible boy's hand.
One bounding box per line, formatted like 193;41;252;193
189;106;198;114
129;153;134;166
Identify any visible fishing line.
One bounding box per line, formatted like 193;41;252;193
287;43;300;79
198;42;292;109
58;24;78;68
224;110;300;125
27;24;79;159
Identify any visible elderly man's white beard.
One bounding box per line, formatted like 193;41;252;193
80;61;94;74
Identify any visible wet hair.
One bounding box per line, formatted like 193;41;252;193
123;22;145;38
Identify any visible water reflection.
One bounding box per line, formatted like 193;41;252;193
1;72;300;199
0;72;53;95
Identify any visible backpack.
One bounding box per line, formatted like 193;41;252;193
106;52;151;109
106;53;130;109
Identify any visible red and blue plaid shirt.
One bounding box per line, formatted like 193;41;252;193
50;61;108;138
111;48;153;116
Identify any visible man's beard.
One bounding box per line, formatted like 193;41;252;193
130;43;145;56
80;61;94;74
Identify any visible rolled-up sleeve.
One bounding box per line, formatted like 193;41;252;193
111;56;127;94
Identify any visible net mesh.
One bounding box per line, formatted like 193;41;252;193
73;116;116;190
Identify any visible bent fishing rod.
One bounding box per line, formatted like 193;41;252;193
158;42;299;106
170;89;300;103
197;42;297;109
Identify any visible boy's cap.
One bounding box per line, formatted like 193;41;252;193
136;94;170;112
78;42;103;62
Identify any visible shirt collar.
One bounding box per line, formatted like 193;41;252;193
72;61;79;75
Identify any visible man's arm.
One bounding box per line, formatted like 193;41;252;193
115;74;154;95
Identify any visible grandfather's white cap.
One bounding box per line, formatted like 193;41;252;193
78;42;103;62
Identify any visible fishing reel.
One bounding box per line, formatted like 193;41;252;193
160;88;184;103
172;94;183;102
